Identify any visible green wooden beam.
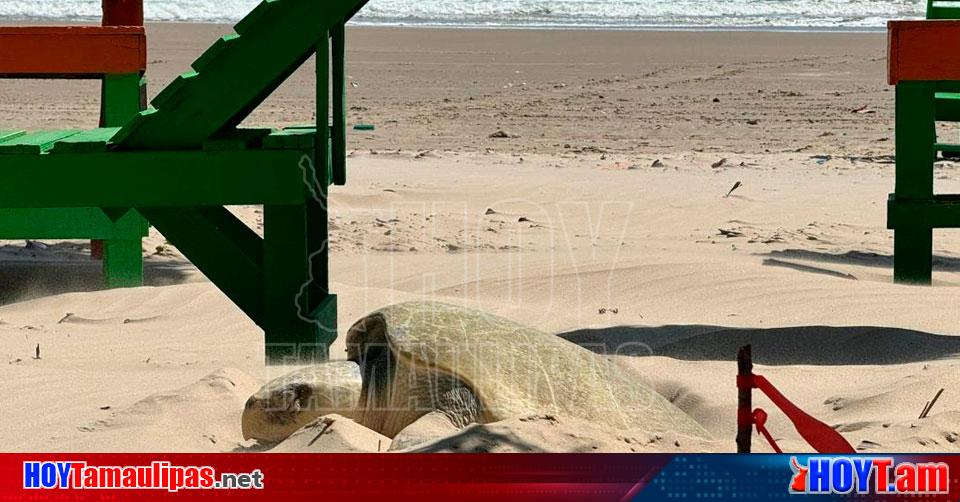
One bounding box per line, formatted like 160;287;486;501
139;206;265;324
0;149;309;208
892;81;937;285
331;23;347;186
888;194;960;229
263;204;336;364
0;207;147;239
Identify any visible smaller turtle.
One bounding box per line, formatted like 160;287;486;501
242;362;361;444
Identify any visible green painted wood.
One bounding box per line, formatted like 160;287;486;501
257;30;338;363
50;128;120;154
316;33;331;196
888;194;960;229
140;206;265;324
894;227;933;284
149;71;200;111
234;0;281;35
0;130;81;155
99;71;149;288
895;83;936;199
0;207;148;239
103;238;143;288
114;0;371;150
332;23;347;186
263;204;334;364
0;149;308;207
263;128;316;150
203;128;273;151
0;131;26;144
192;34;241;73
102;73;145;127
892;81;937;284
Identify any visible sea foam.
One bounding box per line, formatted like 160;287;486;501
0;0;924;29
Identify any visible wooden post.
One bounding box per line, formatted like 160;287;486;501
97;0;146;286
102;0;144;26
892;81;936;284
736;345;753;453
331;22;347;186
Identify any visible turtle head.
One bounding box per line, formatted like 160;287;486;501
241;363;362;444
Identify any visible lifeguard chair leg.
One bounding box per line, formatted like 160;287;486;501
98;73;148;287
262;33;337;364
892;81;937;284
263;202;336;364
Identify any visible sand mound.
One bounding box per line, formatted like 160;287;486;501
60;368;260;452
268;415;390;453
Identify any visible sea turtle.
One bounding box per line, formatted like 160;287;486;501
242;301;709;443
242;363;361;443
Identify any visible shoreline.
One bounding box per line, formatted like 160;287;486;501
0;18;897;33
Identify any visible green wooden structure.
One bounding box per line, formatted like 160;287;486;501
0;4;149;288
887;20;960;284
0;0;367;363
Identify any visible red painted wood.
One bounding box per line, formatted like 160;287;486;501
0;27;146;76
889;20;960;84
102;0;144;27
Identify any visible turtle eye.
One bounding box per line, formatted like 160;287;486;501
291;383;313;410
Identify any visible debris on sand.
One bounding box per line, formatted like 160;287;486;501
919;388;945;419
651;159;665;168
711;158;728;169
414;150;438;159
725;181;743;198
485;208;497;215
489;130;519;139
518;217;532;223
718;228;745;238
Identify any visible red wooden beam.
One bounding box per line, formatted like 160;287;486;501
889;20;960;84
0;26;146;77
102;0;144;27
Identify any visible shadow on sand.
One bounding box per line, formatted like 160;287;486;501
0;260;195;306
763;249;960;273
559;324;960;366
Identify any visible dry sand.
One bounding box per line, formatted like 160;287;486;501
2;25;960;453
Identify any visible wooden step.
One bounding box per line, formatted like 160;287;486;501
0;130;81;155
50;128;122;154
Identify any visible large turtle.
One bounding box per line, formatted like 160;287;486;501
243;301;709;444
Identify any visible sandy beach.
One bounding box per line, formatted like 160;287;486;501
2;24;960;454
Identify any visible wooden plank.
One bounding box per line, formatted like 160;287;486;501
192;34;241;73
889;20;960;84
0;131;27;144
150;71;200;110
203;128;273;151
0;130;81;155
0;149;307;207
49;128;121;154
263;128;317;150
0;27;146;77
0;207;147;239
101;73;146;127
332;23;347;186
140;206;265;324
103;0;145;26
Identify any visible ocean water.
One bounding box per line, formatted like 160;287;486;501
0;0;925;30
